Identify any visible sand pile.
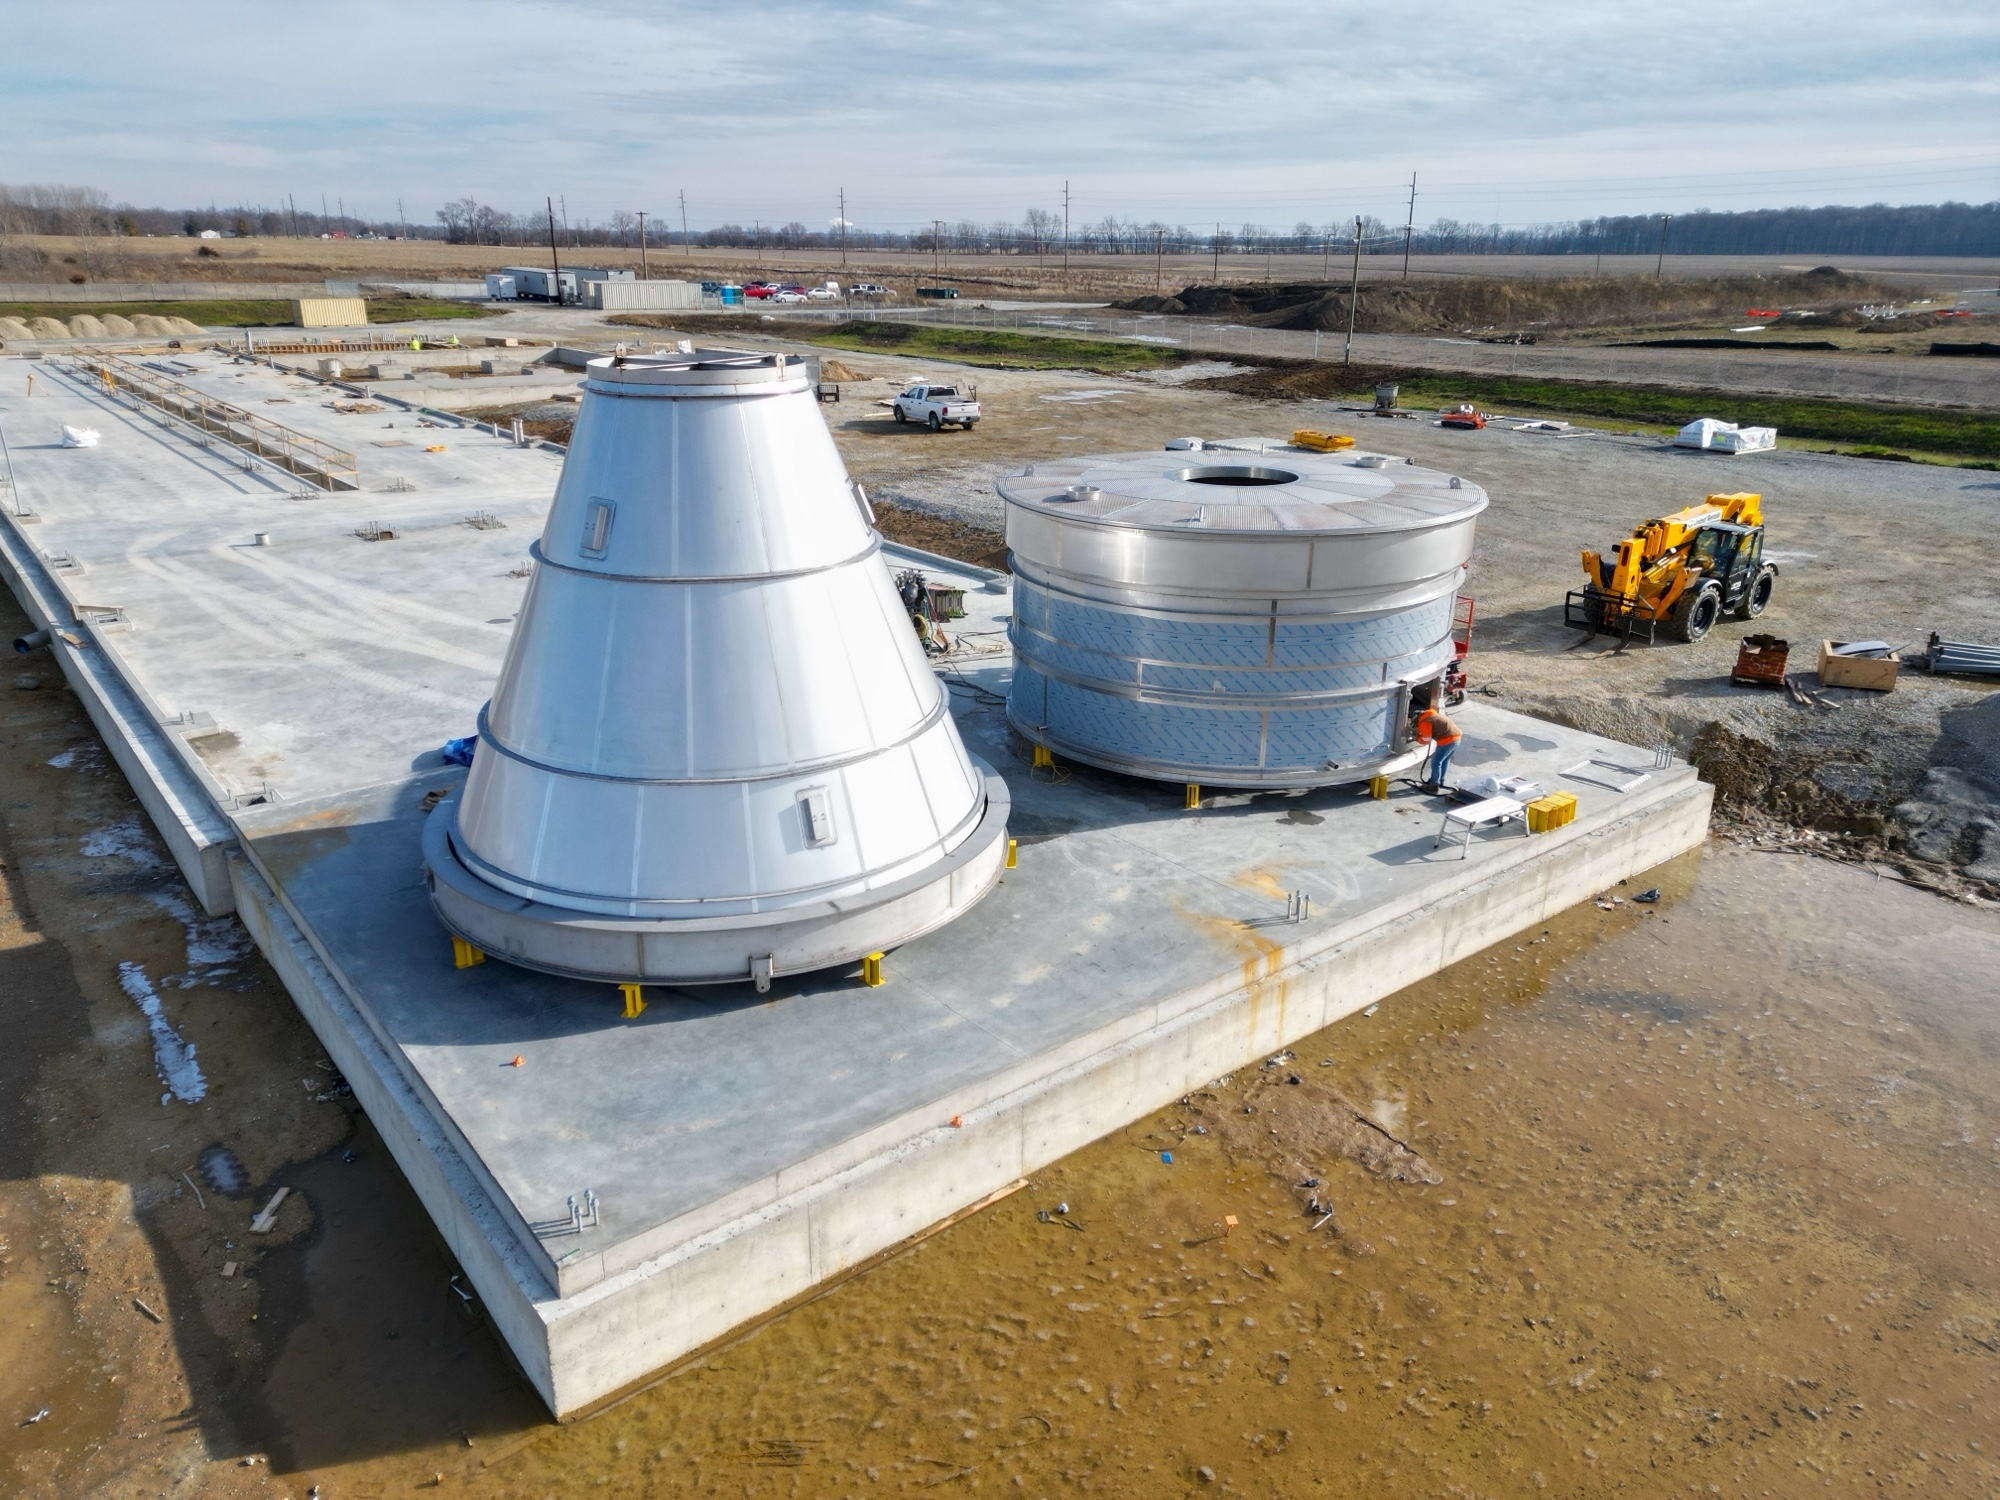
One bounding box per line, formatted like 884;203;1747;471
100;314;137;336
0;317;33;341
27;317;69;338
67;314;109;339
818;359;870;382
132;315;174;336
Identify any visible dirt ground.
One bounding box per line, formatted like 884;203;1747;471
7;618;1999;1495
445;330;2000;892
760;347;2000;896
6;324;1999;1497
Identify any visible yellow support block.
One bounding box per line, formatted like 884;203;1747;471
861;952;886;988
1031;744;1053;770
1005;837;1018;869
451;936;484;969
1526;792;1577;833
1184;783;1202;810
620;982;647;1018
1368;774;1389;800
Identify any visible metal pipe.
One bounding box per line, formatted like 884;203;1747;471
14;627;51;654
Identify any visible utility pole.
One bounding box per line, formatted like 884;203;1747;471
839;187;847;266
933;219;946;275
1062;181;1070;277
397;198;406;238
1655;214;1672;278
1213;223;1220;282
338;196;345;234
546;197;564;303
636;211;648;279
1155;228;1164;293
561;195;570;247
1323;224;1331;280
320;193;328;235
288;193;298;238
1344;216;1362;367
1402;172;1417;279
679;190;688;253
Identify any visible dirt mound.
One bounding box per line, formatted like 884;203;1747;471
67;314;108;339
100;313;137;336
817;359;870;382
131;314;173;336
872;503;1009;572
0;317;32;341
169;316;204;334
1116;269;1908;336
26;316;68;338
1189;1064;1441;1227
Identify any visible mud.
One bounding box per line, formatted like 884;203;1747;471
8;541;2000;1496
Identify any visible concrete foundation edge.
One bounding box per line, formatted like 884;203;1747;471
224;854;560;1397
0;517;236;913
533;780;1710;1414
230;771;1707;1417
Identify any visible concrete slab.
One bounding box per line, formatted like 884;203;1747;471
1;351;1710;1416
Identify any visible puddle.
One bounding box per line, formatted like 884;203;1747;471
117;960;206;1104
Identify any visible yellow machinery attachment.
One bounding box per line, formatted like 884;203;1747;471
1291;429;1355;452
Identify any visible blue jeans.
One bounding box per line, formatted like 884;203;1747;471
1426;738;1457;788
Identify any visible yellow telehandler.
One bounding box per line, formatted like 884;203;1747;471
1564;492;1777;644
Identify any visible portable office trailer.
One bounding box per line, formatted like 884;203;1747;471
584;279;701;311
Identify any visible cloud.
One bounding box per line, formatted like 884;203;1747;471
4;0;1996;228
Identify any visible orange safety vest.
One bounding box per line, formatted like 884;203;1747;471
1415;709;1461;746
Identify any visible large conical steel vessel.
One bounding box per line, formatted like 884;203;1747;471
423;349;1010;987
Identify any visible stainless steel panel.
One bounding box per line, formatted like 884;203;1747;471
1001;442;1485;788
430;350;1004;982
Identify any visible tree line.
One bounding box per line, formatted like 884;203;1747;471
8;183;2000;258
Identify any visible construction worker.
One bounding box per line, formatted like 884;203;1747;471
1413;693;1462;792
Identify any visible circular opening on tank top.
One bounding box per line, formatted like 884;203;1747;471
1174;465;1300;487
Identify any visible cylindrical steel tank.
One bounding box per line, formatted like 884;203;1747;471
1001;443;1487;788
424;349;1010;987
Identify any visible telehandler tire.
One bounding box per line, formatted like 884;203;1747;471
1736;564;1777;619
1673;583;1723;643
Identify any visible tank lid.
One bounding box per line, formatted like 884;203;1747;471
998;442;1487;535
584;347;808;394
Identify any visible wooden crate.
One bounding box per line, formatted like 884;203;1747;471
1817;640;1899;692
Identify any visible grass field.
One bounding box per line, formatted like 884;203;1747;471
0;297;493;327
1206;361;2000;464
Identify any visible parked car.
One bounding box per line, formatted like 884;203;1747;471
699;280;724;294
744;282;776;299
892;383;981;431
807;281;841;301
771;289;809;304
849;283;894;299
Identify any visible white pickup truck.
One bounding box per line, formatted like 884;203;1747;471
892;383;981;431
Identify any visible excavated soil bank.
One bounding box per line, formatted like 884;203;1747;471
1116;267;1908;338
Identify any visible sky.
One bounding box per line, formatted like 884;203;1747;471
5;0;1998;233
